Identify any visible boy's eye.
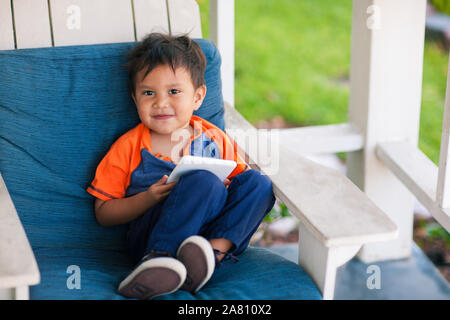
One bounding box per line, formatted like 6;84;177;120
143;91;154;96
169;89;180;95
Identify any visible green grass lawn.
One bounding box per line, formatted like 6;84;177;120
198;0;449;166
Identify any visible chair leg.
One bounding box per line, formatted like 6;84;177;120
297;224;361;300
0;286;29;300
14;286;29;300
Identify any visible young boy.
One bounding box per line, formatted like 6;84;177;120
87;33;276;300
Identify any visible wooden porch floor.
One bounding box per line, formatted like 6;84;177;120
265;242;450;300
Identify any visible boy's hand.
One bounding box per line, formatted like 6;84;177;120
147;175;177;203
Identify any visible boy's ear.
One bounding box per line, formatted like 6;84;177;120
193;85;207;111
131;92;137;105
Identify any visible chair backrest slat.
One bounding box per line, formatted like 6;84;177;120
13;0;52;49
167;0;202;38
0;0;15;50
49;0;135;46
134;0;170;40
2;0;202;50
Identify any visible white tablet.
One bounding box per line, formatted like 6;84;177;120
166;155;237;184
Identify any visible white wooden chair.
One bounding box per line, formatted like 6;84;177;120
0;0;400;300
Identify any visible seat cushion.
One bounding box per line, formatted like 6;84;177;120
0;39;224;250
0;40;320;300
30;246;321;300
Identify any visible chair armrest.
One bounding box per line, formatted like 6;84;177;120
0;173;40;299
224;102;397;246
224;103;398;299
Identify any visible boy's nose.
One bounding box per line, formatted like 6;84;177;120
153;96;169;109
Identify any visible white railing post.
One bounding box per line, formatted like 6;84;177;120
437;55;450;208
209;0;235;108
346;0;427;262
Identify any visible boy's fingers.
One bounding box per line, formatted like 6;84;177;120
160;189;173;198
153;176;166;186
155;175;175;185
158;175;168;183
156;181;176;191
165;180;177;186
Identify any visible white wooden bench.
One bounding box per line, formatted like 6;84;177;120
0;0;398;300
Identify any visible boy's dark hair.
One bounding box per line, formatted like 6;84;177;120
125;33;207;97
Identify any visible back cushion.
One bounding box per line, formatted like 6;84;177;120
0;39;224;250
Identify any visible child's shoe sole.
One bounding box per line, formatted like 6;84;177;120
176;235;215;293
118;257;186;300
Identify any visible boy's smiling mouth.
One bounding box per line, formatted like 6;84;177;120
153;114;174;120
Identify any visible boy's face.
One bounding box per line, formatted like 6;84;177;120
131;64;206;137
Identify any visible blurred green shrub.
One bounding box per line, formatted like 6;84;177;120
418;219;450;246
264;202;291;223
426;222;450;246
431;0;450;15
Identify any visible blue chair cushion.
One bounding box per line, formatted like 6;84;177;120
31;246;321;300
0;40;321;300
0;40;224;250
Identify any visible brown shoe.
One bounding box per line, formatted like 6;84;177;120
176;236;215;293
118;250;187;300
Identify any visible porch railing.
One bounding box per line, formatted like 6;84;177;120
211;0;449;263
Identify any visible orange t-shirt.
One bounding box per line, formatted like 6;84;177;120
87;115;249;201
